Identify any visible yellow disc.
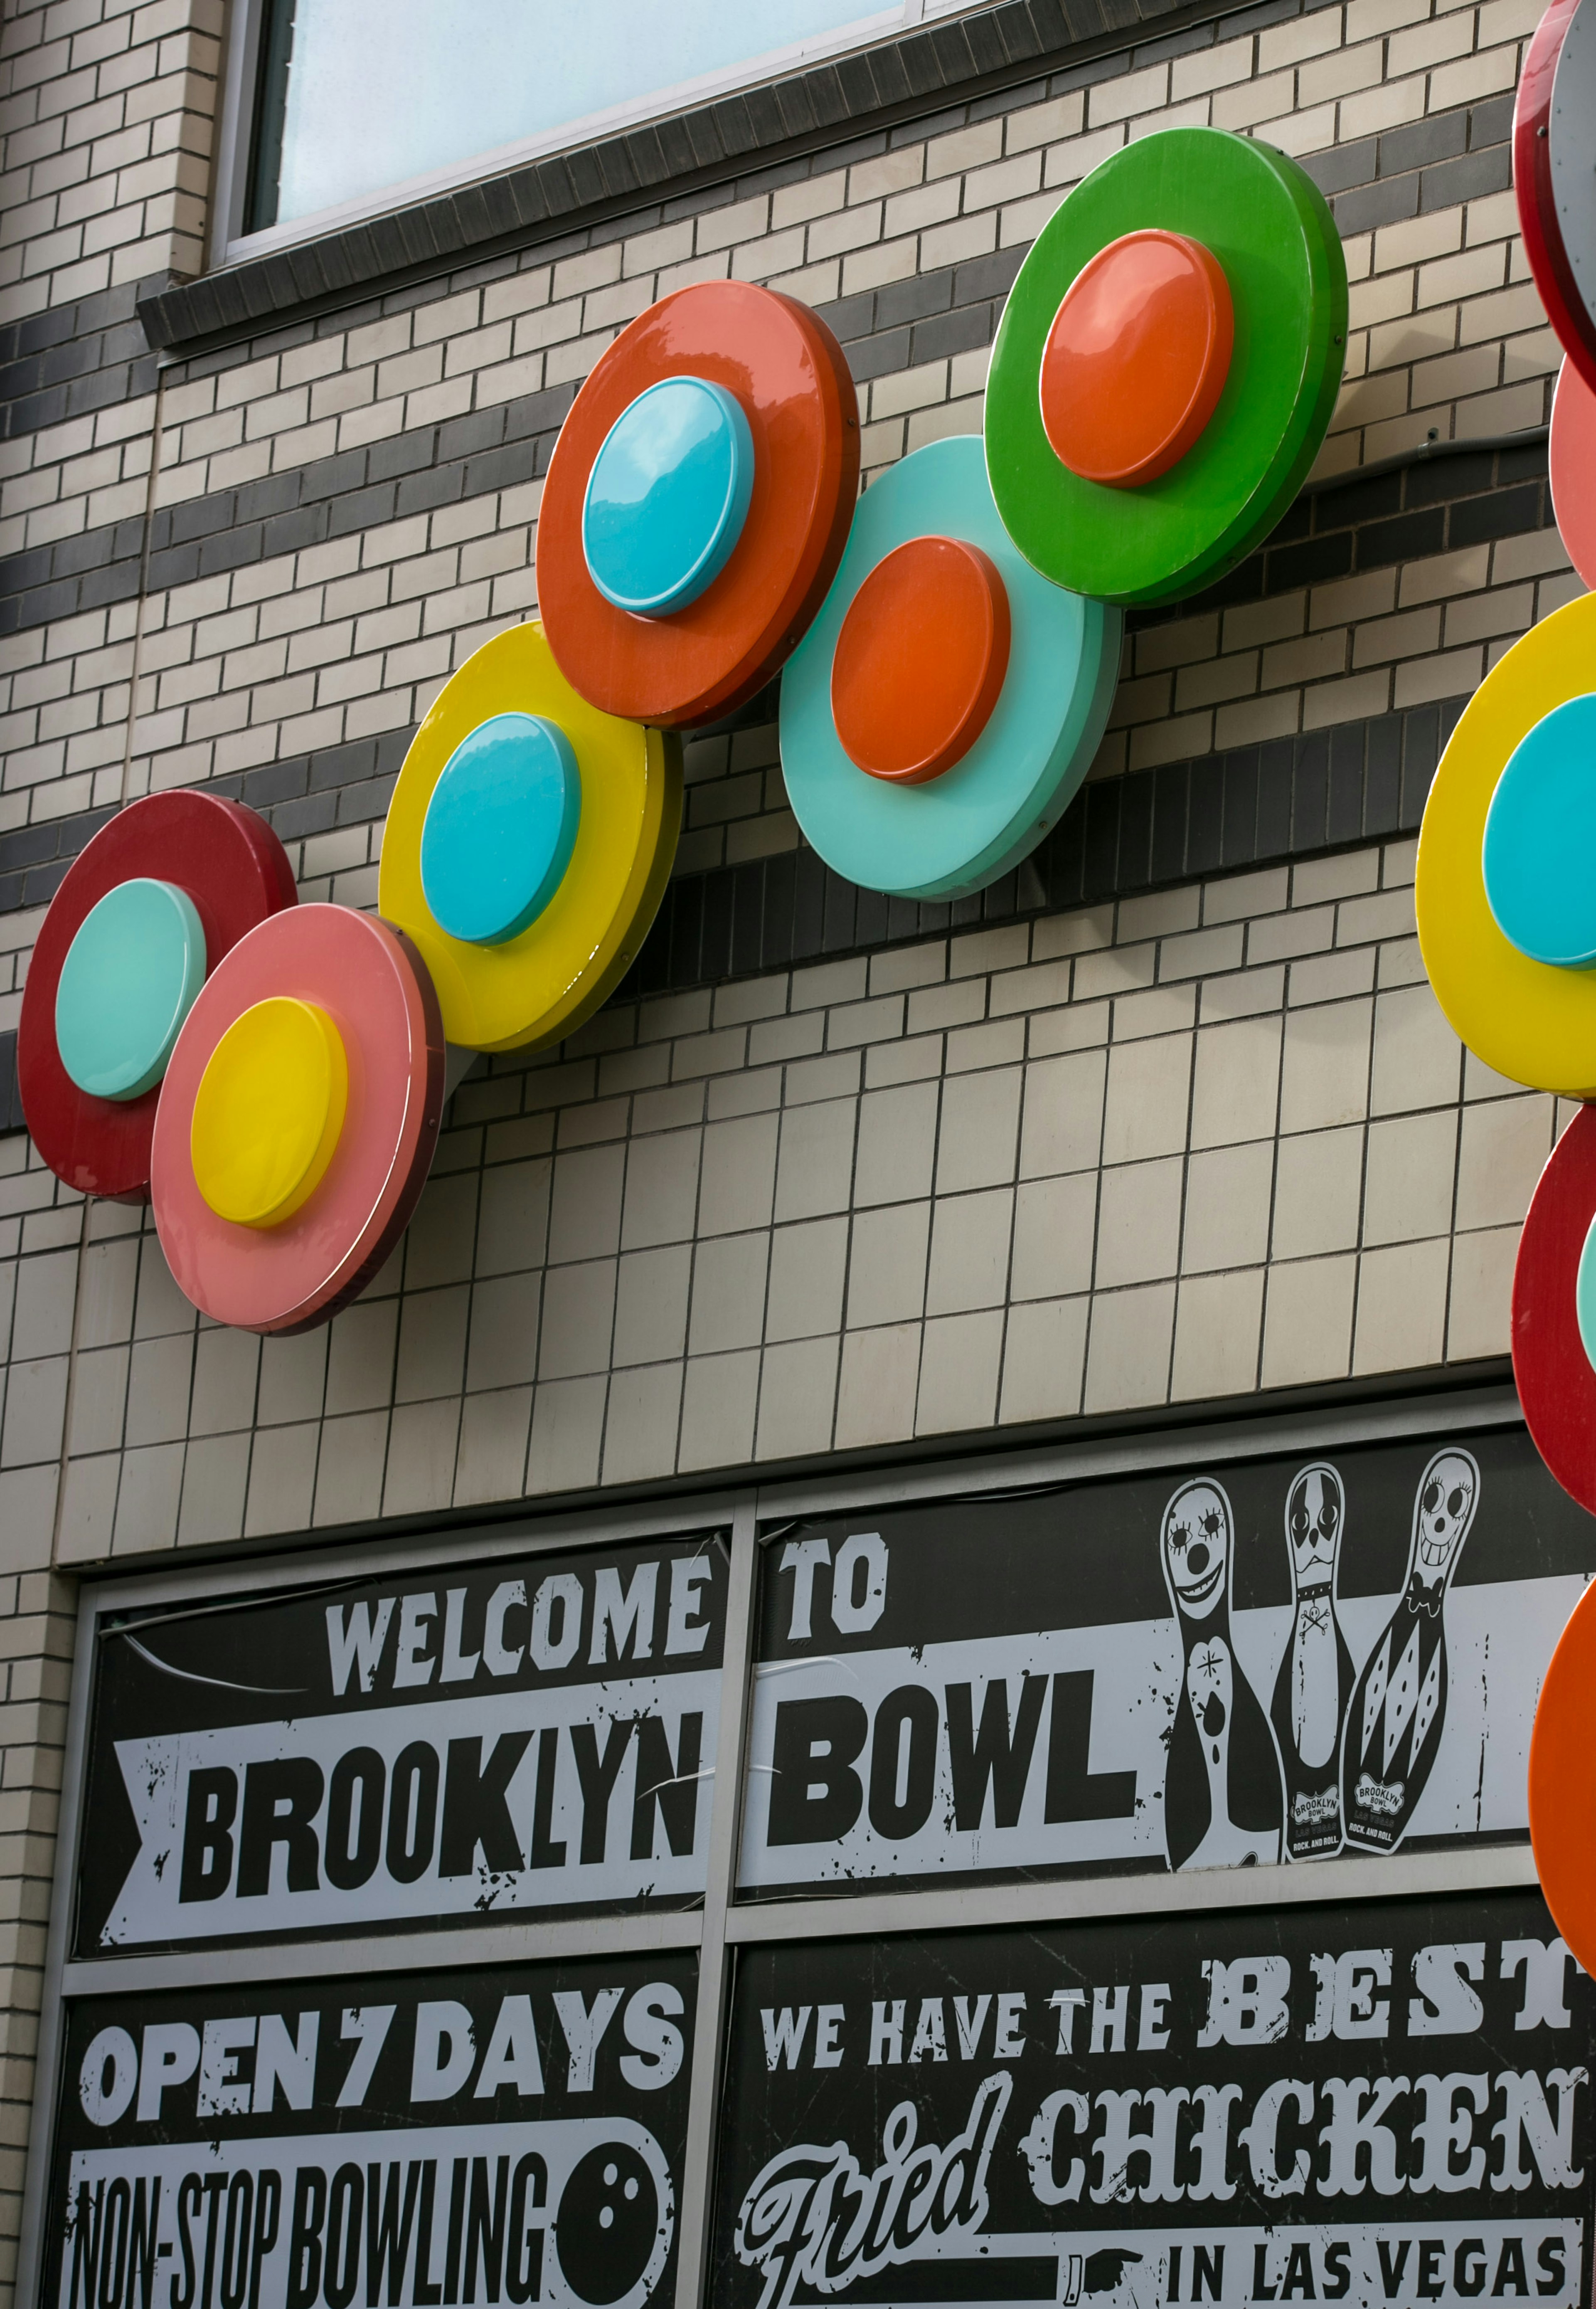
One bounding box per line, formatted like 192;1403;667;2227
1416;592;1596;1098
191;996;349;1228
379;622;682;1052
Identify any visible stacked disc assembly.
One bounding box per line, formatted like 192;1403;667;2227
18;137;1354;1328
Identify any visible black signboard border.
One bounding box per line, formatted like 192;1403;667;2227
19;1379;1540;2309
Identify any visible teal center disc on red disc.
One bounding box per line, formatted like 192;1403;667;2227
985;126;1347;607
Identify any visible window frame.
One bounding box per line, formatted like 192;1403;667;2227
208;0;982;274
17;1377;1532;2309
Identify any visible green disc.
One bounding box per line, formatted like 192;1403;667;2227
985;127;1347;607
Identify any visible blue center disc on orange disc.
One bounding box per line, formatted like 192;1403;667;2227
779;437;1123;901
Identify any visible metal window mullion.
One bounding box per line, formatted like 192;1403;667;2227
675;1490;760;2309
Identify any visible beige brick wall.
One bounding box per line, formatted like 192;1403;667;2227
0;0;223;313
0;834;1544;1580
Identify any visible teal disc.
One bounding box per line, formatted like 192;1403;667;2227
985;126;1347;606
55;878;207;1102
780;436;1122;901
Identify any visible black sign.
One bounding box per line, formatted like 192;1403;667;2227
77;1534;726;1954
710;1890;1590;2309
47;1951;695;2309
738;1428;1592;1898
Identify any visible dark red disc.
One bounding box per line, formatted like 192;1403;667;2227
19;792;298;1201
1512;1103;1596;1514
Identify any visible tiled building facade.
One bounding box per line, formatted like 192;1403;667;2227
0;0;1585;2296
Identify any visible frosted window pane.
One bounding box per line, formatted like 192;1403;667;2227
274;0;887;224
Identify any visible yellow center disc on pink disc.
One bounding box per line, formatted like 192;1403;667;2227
190;996;348;1229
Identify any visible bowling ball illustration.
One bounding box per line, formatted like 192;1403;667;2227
554;2142;660;2305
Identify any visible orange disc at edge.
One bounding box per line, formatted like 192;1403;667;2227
1039;228;1234;489
1528;1574;1596;1974
829;536;1012;785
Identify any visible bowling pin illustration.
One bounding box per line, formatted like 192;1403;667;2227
1342;1446;1480;1853
1269;1462;1355;1860
1160;1478;1283;1871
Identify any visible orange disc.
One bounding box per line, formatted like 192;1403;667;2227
1529;1575;1596;1973
537;281;860;729
829;536;1012;784
1040;229;1234;488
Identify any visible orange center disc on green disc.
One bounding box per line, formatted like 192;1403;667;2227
830;536;1011;784
986;126;1347;606
1040;229;1233;487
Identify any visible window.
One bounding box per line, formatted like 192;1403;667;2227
237;0;958;247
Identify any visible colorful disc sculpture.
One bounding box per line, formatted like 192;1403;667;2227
1512;1104;1596;1517
780;437;1123;900
1549;355;1596;587
537;280;860;728
379;622;680;1052
1415;592;1596;1097
985;126;1347;605
150;906;444;1334
18;792;297;1200
1515;0;1596;394
1528;1573;1596;1971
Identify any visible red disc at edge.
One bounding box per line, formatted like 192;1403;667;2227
1040;229;1235;488
830;536;1012;784
537;281;860;729
1511;1102;1596;1515
18;792;298;1201
1529;1576;1596;1974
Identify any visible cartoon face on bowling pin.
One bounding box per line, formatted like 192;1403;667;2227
1163;1482;1230;1623
1286;1463;1341;1583
1412;1451;1476;1598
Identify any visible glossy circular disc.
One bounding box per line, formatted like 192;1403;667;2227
1416;592;1596;1094
1550;356;1596;587
1039;230;1234;487
152;906;443;1335
1481;693;1596;964
1516;0;1596;394
830;536;1011;784
191;998;349;1229
380;622;681;1051
420;713;581;945
582;376;755;616
538;280;860;727
986;127;1347;604
18;791;298;1201
781;436;1123;900
1530;1573;1596;1973
1514;1105;1596;1515
55;879;206;1101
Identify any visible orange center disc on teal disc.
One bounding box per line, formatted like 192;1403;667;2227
985;126;1347;607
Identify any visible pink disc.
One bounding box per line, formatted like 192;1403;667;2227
1550;355;1596;590
151;907;445;1334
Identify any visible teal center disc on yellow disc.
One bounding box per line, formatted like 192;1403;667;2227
985;126;1347;607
